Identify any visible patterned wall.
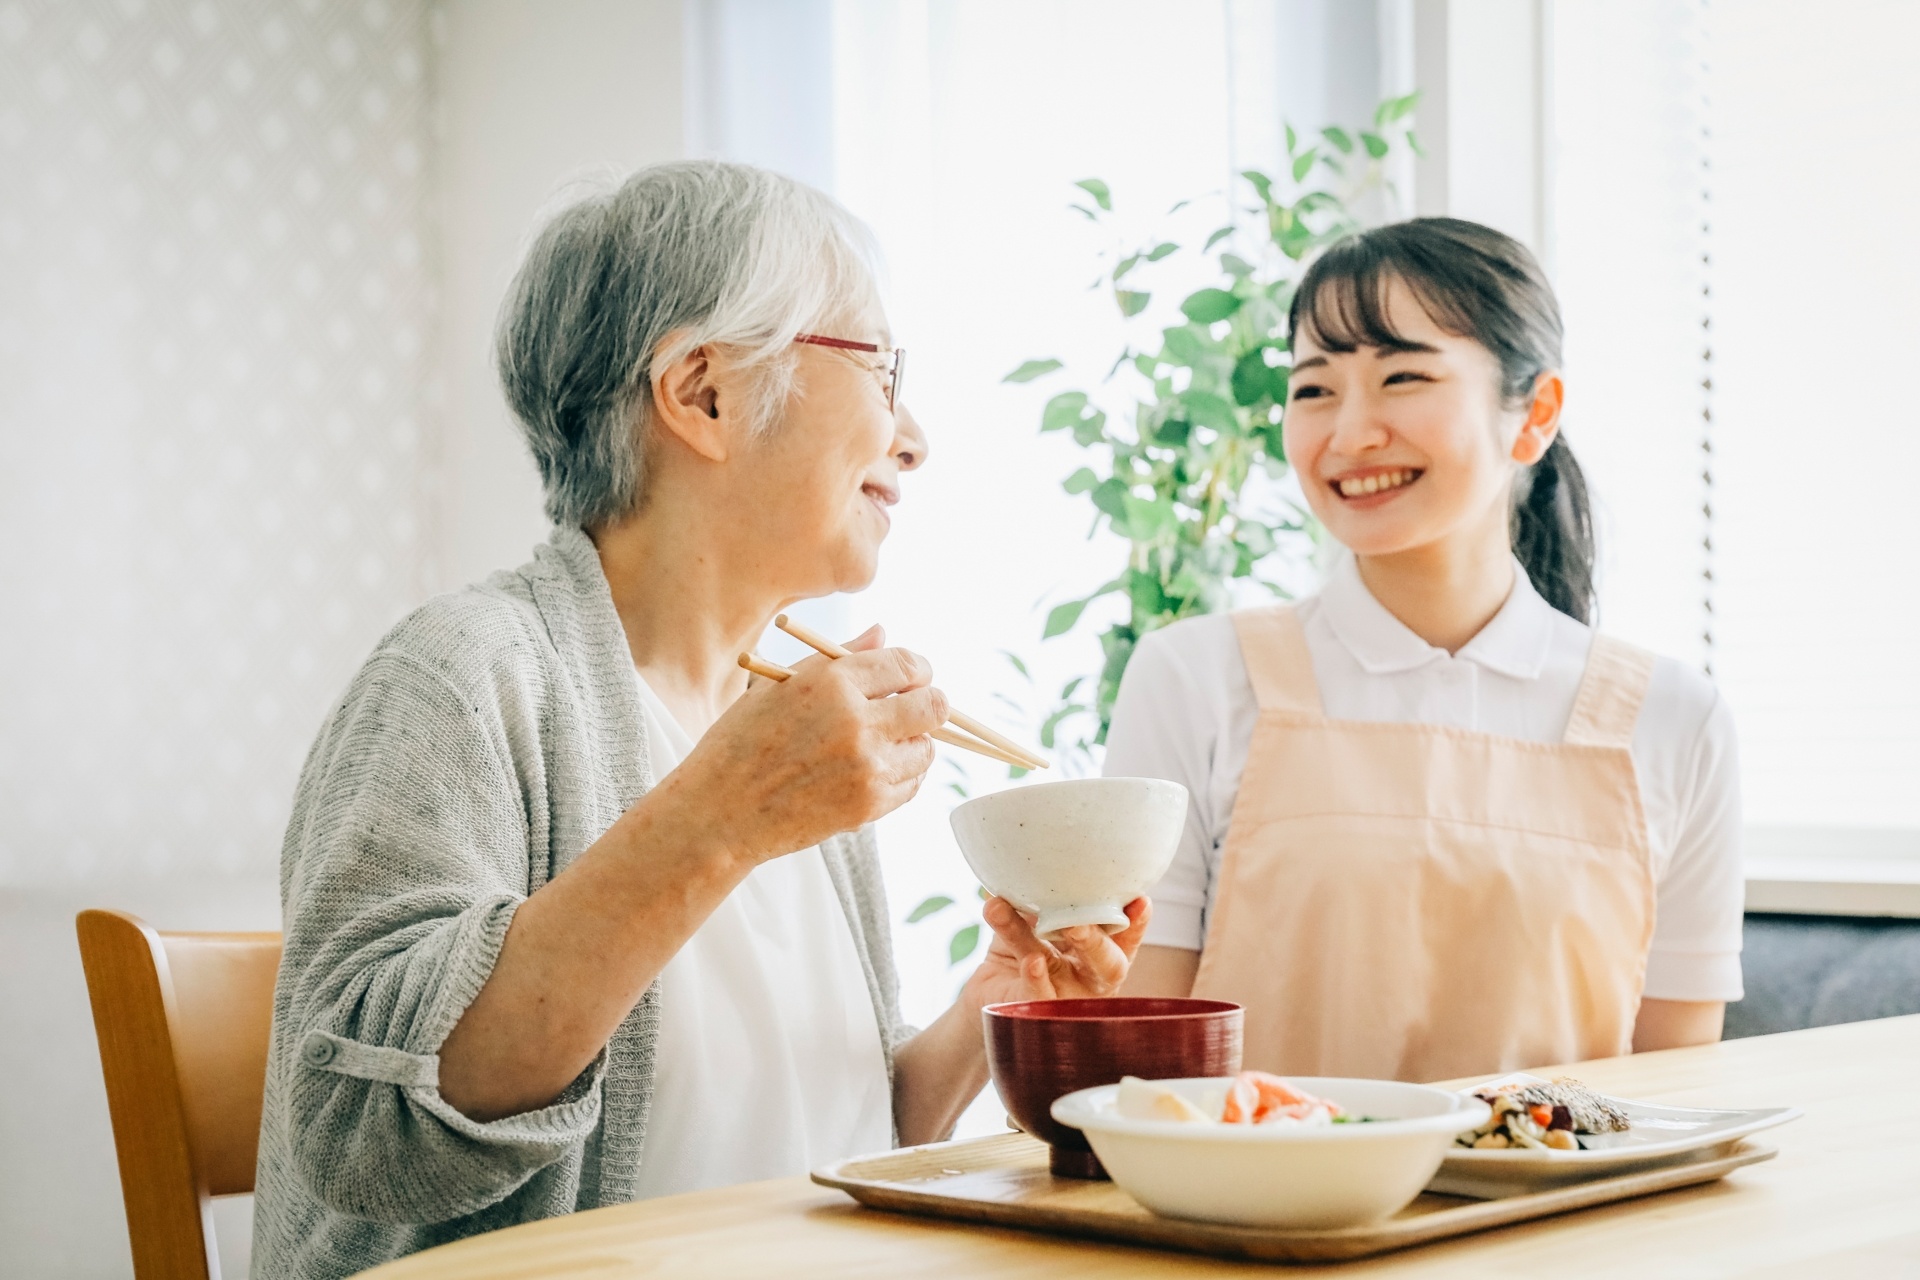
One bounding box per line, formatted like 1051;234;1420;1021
0;0;441;884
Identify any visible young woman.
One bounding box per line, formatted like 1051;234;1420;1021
1111;218;1742;1082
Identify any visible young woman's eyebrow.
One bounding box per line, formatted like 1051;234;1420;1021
1372;340;1441;357
1292;354;1330;372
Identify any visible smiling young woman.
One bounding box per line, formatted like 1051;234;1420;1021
1112;218;1743;1081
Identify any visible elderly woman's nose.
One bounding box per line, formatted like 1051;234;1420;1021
892;402;929;471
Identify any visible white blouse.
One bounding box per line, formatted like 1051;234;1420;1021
1102;555;1745;1003
630;674;893;1200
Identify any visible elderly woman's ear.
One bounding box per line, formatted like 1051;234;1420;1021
652;343;733;464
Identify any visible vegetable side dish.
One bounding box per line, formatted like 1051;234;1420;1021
1457;1078;1632;1151
1117;1072;1361;1127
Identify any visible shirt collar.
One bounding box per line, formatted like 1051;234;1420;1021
1317;554;1557;680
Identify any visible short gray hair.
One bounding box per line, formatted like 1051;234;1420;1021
495;161;886;528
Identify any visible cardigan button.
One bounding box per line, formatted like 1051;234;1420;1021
301;1033;337;1067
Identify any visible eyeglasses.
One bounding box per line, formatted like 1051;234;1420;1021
794;334;906;411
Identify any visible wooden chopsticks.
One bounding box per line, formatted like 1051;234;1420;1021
737;653;1038;769
772;615;1049;770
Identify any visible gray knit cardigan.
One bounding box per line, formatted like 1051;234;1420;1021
250;528;910;1280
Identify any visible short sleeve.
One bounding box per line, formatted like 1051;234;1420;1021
1642;681;1746;1002
1103;624;1230;951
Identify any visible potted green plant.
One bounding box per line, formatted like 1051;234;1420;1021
912;95;1420;960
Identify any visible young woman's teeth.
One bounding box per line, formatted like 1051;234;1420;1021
1337;469;1417;498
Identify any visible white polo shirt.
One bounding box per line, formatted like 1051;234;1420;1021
1102;555;1745;1003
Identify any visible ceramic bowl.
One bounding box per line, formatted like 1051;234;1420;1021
948;776;1188;936
984;997;1243;1178
1051;1076;1491;1228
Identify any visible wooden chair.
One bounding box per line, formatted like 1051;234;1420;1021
76;909;282;1280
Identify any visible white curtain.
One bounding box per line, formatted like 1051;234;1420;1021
1554;0;1920;834
1550;0;1710;667
0;0;441;885
1706;0;1920;829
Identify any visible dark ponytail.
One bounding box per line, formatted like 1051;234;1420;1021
1288;217;1596;623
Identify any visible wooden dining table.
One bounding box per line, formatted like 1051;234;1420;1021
360;1015;1920;1277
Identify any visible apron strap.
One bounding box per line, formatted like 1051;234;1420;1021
1230;605;1325;717
1562;634;1657;749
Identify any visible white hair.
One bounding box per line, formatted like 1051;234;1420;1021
495;161;887;527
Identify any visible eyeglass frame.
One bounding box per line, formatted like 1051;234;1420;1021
793;333;906;412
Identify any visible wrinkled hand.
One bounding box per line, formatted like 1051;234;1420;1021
667;625;947;866
962;896;1151;1010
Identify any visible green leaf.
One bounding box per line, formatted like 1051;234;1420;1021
1039;703;1079;749
1063;466;1099;494
1149;415;1191;448
1220;252;1254;278
1182;390;1237;432
1126;569;1169;616
907;894;954;923
1090;478;1130;525
977;884;991;900
1232;349;1274;406
1132;352;1158;378
1115;288;1151;317
949;923;981;966
1111;253;1141;282
1361;131;1389;159
1074;177;1113;211
1145;241;1179;262
1407;128;1426;157
1242;169;1273;202
1040;390;1089;432
1161;325;1217;367
1321;126;1354;153
1123;496;1176;543
947;782;968;798
1267;363;1290;405
1002;649;1030;679
1284;122;1298;154
1003;358;1063;384
1044;577;1123;638
1070;204;1098;220
1044;598;1089;639
1071;408;1109;447
1180;288;1242;324
1060;675;1085;699
1202;225;1235;252
1291;148;1318;182
1375;90;1420;126
1007;765;1029;779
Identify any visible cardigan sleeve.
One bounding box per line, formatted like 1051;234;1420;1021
273;639;605;1225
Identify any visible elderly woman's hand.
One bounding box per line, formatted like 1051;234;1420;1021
658;627;948;865
962;895;1151;1009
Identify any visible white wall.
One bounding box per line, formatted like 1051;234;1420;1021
0;3;690;1275
433;0;688;590
1414;0;1548;256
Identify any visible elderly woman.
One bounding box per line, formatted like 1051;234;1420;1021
250;160;1147;1278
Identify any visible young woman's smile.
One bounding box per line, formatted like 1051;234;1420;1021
1284;276;1543;564
1326;464;1425;506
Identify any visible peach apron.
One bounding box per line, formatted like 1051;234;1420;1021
1190;605;1657;1082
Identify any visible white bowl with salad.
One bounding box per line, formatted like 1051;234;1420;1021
1050;1072;1489;1230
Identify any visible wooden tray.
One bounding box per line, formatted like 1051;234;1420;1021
812;1132;1776;1264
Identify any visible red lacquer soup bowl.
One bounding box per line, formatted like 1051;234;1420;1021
983;996;1243;1178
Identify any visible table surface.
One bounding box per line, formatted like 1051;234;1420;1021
360;1015;1920;1277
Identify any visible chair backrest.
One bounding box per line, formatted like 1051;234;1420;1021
77;909;281;1280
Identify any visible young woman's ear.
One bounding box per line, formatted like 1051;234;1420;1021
651;342;731;464
1510;371;1566;466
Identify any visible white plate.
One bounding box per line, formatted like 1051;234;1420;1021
1431;1072;1801;1199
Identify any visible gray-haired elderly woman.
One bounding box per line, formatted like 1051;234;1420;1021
250;160;1149;1277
